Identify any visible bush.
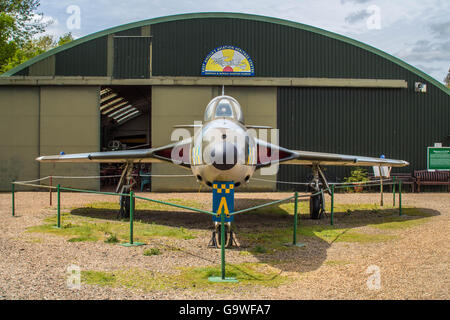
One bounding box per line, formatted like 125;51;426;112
343;167;369;193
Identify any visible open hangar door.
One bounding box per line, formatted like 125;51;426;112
99;85;151;191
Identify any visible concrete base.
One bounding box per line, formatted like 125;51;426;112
284;243;306;248
120;242;145;247
208;276;239;283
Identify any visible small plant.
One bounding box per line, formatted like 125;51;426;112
104;233;119;244
143;248;161;256
343;167;369;192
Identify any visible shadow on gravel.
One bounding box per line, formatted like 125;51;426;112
70;196;440;274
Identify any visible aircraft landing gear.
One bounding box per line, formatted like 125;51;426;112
310;192;324;219
116;161;136;220
208;222;236;248
308;164;329;220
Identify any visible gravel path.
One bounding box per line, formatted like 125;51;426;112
0;191;448;300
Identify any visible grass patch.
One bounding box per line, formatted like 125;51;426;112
243;224;397;251
252;245;269;254
82;263;286;292
247;201;399;217
27;210;196;243
104;233;119;244
143;248;161;256
81;198;206;212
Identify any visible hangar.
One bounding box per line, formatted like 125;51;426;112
1;12;449;192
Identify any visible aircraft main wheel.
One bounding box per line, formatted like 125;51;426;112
310;193;323;220
119;188;135;219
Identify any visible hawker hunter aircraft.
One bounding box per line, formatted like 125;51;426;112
37;94;409;247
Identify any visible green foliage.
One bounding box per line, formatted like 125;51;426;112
143;248;161;256
0;1;74;74
343;167;369;184
343;167;369;192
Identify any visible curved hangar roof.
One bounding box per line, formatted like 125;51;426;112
1;12;449;94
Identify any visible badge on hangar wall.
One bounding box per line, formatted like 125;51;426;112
201;45;255;76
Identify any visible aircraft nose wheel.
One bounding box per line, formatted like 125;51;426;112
208;223;236;248
310;192;324;220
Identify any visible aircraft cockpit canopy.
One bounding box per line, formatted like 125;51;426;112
204;96;244;123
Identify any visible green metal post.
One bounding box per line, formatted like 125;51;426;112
130;190;134;245
293;192;298;245
12;182;15;217
399;180;402;216
57;184;61;228
120;191;144;247
221;212;225;280
330;184;335;226
392;176;396;206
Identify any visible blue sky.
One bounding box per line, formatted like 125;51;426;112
37;0;449;83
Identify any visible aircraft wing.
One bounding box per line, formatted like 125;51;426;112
36;138;192;168
254;139;409;168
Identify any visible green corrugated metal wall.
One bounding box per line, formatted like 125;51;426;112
55;36;108;76
113;37;151;78
277;86;450;190
151;18;409;79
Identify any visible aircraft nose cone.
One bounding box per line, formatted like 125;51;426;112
211;141;238;171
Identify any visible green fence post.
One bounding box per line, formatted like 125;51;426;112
121;191;144;247
330;184;335;226
392;176;396;207
130;190;134;244
12;182;15;217
56;184;61;228
221;212;225;280
399;180;402;216
293;191;298;245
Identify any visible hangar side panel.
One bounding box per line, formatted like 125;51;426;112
0;87;39;190
151;86;210;192
277;87;450;190
39;86;100;190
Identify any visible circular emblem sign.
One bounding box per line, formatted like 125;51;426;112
201;45;255;76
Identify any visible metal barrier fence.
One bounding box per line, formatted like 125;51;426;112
10;177;402;282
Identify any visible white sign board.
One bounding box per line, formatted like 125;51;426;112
373;166;391;178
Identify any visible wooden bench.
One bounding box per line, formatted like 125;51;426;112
368;173;416;192
414;170;450;192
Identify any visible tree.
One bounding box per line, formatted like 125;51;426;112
0;0;52;73
0;0;48;45
0;33;74;73
57;32;74;46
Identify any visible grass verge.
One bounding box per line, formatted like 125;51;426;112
82;263;286;291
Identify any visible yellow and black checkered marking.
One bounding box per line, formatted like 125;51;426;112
213;183;234;194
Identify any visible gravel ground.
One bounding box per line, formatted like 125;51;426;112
0;191;448;300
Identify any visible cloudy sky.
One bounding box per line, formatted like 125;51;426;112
37;0;449;83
